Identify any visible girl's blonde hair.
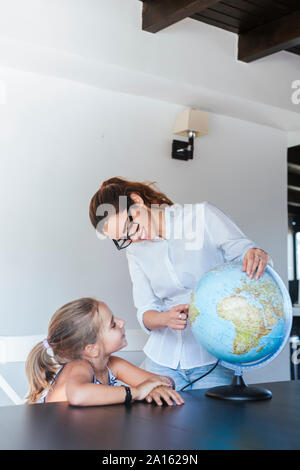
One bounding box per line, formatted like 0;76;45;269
25;297;104;404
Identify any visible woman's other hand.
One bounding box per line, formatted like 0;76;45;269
242;248;269;280
164;304;189;330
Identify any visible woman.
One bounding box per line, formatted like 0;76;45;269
89;177;273;391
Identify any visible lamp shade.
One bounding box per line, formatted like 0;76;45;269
173;109;209;137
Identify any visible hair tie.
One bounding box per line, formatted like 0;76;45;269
43;338;50;349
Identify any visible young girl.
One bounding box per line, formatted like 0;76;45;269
25;297;184;407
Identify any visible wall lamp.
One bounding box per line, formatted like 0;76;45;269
172;108;209;161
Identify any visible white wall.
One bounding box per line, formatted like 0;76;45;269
0;64;290;405
288;132;300;148
0;0;299;130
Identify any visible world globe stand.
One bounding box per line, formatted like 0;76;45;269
205;370;272;401
190;262;293;401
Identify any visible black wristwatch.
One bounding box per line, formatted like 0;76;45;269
122;385;132;404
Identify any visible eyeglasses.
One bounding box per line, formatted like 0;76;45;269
112;202;139;251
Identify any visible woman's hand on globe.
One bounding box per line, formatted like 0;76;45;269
164;304;189;330
242;248;269;280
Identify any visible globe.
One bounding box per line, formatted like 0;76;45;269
189;261;293;400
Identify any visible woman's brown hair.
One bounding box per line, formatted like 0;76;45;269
89;177;173;230
25;297;104;404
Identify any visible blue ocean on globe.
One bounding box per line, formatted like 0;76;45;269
189;261;292;371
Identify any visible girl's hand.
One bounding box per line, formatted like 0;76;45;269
242;248;269;280
145;386;185;406
164;304;189;330
131;377;172;402
158;375;175;390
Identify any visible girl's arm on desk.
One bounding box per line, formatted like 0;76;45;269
109;356;184;406
65;359;177;407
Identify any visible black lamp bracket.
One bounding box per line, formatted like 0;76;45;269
172;132;195;161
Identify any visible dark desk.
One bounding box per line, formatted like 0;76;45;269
1;381;300;450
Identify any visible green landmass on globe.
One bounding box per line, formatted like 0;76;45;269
189;263;289;365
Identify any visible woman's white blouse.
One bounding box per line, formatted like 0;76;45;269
126;201;274;369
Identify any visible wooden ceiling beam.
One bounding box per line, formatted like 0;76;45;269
142;0;222;33
238;10;300;63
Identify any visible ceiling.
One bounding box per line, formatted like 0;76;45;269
139;0;300;62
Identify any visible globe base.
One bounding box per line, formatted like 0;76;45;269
205;374;272;401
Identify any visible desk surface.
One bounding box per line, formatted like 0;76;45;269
1;380;300;450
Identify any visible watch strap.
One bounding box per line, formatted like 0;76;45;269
121;385;132;404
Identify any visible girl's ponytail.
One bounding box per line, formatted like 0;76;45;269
25;341;58;404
